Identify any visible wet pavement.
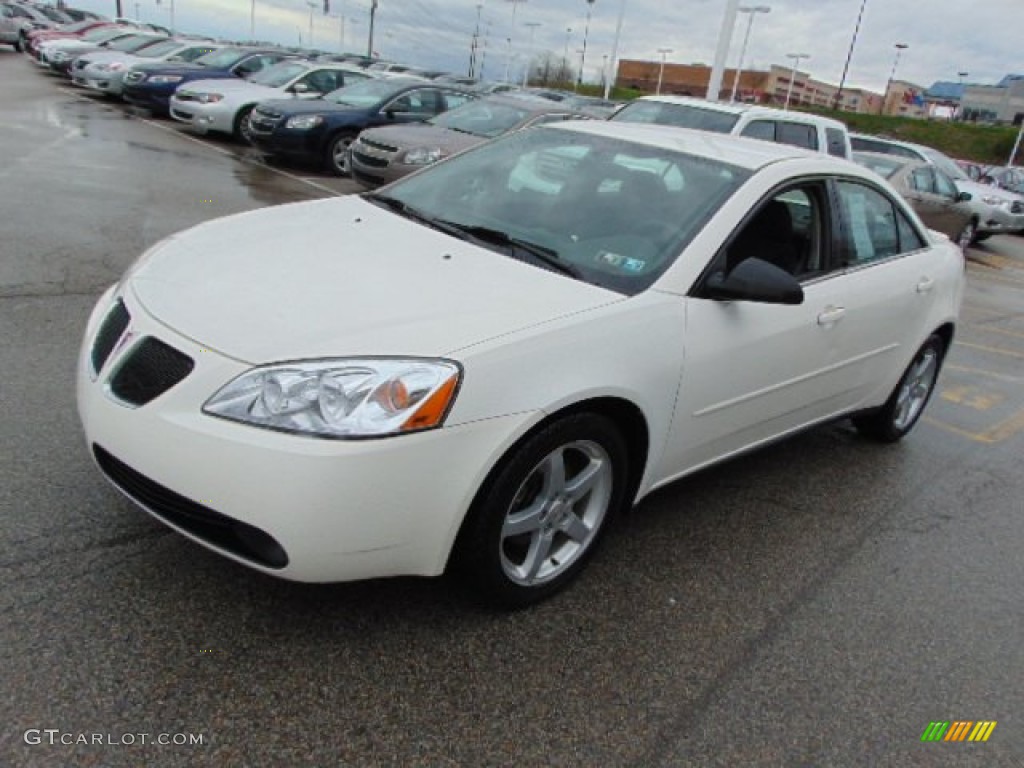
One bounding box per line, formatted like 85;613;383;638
1;50;1022;767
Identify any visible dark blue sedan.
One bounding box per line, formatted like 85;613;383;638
122;47;296;115
247;77;474;175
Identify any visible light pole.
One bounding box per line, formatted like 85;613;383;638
562;26;572;84
603;0;627;99
833;0;867;110
601;53;608;90
307;1;317;49
367;0;378;59
655;47;672;95
504;0;527;84
729;5;770;103
708;0;740;101
578;0;595;89
783;52;809;110
250;0;256;39
522;21;541;87
881;42;908;114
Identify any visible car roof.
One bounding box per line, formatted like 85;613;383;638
636;95;849;129
548;120;857;171
476;93;584;116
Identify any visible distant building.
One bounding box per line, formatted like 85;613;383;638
615;59;899;116
960;75;1024;124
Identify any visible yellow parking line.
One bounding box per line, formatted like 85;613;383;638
956;341;1024;360
963;323;1024;341
945;364;1021;382
923;417;989;442
926;406;1024;444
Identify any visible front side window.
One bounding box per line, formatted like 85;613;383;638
375;127;750;295
776;122;818;151
910;167;937;194
740;120;776;142
836;181;923;265
385;89;441;115
933;170;959;199
724;185;826;278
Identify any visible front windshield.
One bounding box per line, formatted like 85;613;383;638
194;48;248;68
248;62;309;87
612;101;740;133
135;39;182;58
921;148;968;181
108;35;164;52
430;101;532;138
83;27;125;42
324;78;407;107
854;154;905;179
378;126;750;295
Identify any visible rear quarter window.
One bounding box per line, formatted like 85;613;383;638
776;122;818;151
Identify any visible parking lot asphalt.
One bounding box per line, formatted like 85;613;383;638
1;50;1022;767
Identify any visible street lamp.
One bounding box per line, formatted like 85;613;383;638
881;42;908;114
578;0;596;90
307;1;318;49
603;0;628;99
655;47;672;95
783;52;809;110
522;21;541;87
729;5;770;103
562;26;572;84
504;0;527;83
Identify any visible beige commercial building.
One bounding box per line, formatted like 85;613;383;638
616;59;921;117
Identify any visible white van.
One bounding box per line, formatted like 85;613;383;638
611;95;852;159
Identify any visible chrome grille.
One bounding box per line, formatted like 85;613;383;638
359;137;399;153
352;150;388;169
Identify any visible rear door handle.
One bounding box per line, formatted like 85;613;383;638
916;277;935;293
817;306;846;325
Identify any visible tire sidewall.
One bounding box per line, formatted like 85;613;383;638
865;334;946;442
326;131;355;176
454;413;629;607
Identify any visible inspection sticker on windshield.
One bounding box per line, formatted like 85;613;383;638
597;251;646;272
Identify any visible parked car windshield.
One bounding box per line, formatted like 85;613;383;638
374;127;750;295
429;100;533;138
611;100;740;133
323;78;409;107
853;153;905;179
193;48;250;68
920;148;969;181
81;27;128;43
134;39;183;58
107;35;166;52
248;61;308;88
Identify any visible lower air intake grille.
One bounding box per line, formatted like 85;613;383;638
109;337;194;406
91;299;130;374
93;444;289;569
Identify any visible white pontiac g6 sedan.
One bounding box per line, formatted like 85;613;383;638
77;122;964;606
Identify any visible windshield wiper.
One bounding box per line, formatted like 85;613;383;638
434;221;581;278
364;195;581;278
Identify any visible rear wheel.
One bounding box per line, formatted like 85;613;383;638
233;105;255;144
452;413;629;607
853;334;945;442
325;131;356;176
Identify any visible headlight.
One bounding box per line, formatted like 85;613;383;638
402;147;445;165
285;114;324;130
189;93;223;104
203;359;462;438
107;62;127;72
981;195;1010;207
148;75;184;84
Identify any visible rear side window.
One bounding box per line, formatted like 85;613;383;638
910;168;936;194
850;137;923;161
836;181;924;265
612;101;739;133
776;122;818;151
826;127;848;158
740;120;776;141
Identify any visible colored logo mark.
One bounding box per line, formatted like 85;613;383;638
921;721;997;742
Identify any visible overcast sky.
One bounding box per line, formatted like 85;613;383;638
66;0;1019;92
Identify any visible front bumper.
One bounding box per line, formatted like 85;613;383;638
77;286;531;583
168;98;234;134
122;83;175;114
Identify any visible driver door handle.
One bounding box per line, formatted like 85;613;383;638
916;277;935;293
817;306;846;325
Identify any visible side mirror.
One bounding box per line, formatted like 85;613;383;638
957;191;972;202
166;55;183;62
291;82;311;94
704;257;804;305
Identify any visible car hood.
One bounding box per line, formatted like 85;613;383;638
361;123;485;155
177;78;275;96
256;98;367;117
128;196;620;363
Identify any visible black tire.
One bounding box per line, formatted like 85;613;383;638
233;105;255;144
14;37;23;53
973;232;991;243
853;334;946;443
451;413;629;608
325;131;356;176
957;219;977;251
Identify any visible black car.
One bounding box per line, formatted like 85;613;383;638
248;77;474;175
121;47;296;115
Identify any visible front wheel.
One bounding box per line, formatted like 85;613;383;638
452;413;629;608
233;105;255;144
956;219;977;253
325;131;356;176
853;334;945;442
